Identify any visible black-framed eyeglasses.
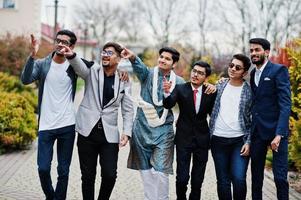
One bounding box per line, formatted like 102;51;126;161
101;50;115;57
54;38;71;46
192;69;206;76
228;63;244;71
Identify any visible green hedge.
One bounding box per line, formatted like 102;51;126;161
0;92;37;153
0;72;37;112
287;39;301;171
0;72;38;154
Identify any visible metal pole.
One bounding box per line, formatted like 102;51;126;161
54;0;58;40
83;27;88;58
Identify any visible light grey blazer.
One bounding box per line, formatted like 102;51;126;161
68;55;134;143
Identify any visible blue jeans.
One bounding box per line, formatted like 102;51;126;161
211;135;249;200
38;125;75;200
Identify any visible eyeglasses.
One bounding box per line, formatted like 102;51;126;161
228;63;244;71
54;38;71;46
101;50;115;57
192;69;206;76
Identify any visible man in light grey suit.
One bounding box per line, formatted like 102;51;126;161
61;42;134;200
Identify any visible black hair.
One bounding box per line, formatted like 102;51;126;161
159;47;180;63
56;29;77;45
232;54;251;72
249;38;270;50
192;61;211;77
103;42;123;56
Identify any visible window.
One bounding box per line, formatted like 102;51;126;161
1;0;16;9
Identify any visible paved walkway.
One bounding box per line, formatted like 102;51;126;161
0;82;300;199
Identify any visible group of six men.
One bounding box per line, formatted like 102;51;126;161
21;29;291;200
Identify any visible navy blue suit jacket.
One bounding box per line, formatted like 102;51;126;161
250;61;291;140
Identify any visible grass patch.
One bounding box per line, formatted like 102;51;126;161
76;77;84;91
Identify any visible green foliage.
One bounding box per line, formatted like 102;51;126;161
287;39;301;171
0;72;37;111
0;92;37;153
289;118;301;171
265;149;273;168
206;73;219;85
76;77;85;91
0;72;38;154
140;48;158;67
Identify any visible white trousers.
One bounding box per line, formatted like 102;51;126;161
140;168;169;200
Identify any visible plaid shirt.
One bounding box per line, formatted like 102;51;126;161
209;80;252;144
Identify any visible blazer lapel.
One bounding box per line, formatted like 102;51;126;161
98;67;104;108
198;85;207;115
250;68;256;91
183;83;195;114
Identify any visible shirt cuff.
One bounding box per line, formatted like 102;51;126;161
164;92;171;98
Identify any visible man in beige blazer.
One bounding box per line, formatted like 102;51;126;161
62;42;134;200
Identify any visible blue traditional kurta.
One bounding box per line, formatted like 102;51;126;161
127;57;185;174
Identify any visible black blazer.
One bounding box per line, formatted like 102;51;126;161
163;82;217;148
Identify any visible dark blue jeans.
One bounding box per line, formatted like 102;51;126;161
38;125;75;200
251;135;288;200
211;135;250;200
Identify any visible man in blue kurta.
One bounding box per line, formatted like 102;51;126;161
122;47;185;200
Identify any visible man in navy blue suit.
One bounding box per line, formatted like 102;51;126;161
249;38;291;200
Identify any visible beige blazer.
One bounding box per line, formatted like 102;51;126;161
68;56;134;143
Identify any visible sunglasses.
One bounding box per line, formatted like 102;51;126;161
54;38;71;46
228;63;244;71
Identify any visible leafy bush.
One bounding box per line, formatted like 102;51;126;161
0;33;52;77
0;92;37;153
286;39;301;171
0;72;37;111
0;33;30;76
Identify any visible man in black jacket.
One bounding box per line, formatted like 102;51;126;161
163;61;216;200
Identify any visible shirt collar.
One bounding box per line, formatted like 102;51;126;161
256;60;268;73
191;84;203;92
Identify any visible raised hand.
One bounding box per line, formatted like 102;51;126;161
59;44;74;58
118;70;129;82
121;47;136;62
163;76;172;94
30;34;39;57
203;82;217;94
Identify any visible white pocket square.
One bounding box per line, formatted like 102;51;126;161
264;77;271;81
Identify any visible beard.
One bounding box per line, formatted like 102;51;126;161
55;50;64;56
102;63;110;68
251;54;265;65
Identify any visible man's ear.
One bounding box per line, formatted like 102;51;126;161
264;49;270;58
172;62;178;69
